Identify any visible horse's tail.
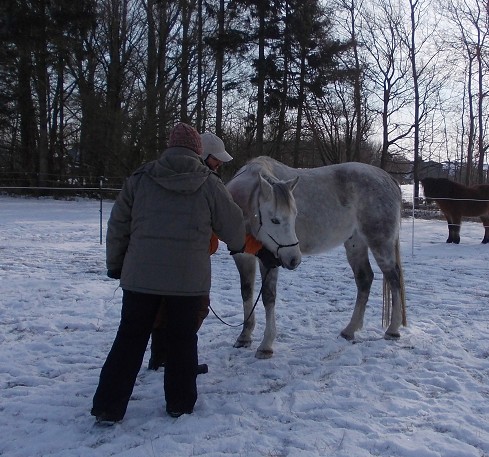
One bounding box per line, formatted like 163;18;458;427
382;237;407;328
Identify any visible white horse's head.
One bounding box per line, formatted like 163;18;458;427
252;173;302;270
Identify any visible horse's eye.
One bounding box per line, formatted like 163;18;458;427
271;218;280;225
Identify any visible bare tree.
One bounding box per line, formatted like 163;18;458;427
444;0;489;184
335;0;365;162
359;0;413;170
403;0;446;197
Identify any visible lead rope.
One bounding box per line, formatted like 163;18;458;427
209;267;271;328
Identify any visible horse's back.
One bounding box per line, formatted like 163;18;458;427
299;163;401;251
421;178;489;217
422;177;489;200
242;160;400;253
228;157;401;254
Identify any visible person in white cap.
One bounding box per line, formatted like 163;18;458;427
148;132;234;373
200;132;233;172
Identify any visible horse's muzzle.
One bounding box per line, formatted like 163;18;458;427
281;254;301;271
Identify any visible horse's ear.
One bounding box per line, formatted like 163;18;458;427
286;176;299;192
259;173;274;200
261;173;279;185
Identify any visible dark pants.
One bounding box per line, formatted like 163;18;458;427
92;290;203;419
149;295;210;369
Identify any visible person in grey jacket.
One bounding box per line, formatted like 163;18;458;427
148;131;235;372
91;122;246;423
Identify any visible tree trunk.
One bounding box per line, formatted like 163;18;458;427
255;1;266;155
466;54;475;185
215;0;225;137
16;48;37;185
196;0;203;131
180;0;191;123
349;0;362;162
476;42;485;183
409;0;420;199
274;0;290;160
293;53;307;168
33;0;50;187
157;1;170;152
145;0;158;160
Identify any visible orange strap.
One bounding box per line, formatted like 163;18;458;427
209;233;219;255
244;233;262;255
209;233;262;255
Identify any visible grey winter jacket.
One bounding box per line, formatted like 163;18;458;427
106;147;245;296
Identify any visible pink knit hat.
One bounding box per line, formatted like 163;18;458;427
168;122;203;155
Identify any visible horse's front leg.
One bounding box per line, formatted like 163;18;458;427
255;264;279;359
445;213;461;244
341;238;373;341
233;253;257;349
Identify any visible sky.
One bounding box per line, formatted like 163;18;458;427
1;194;488;457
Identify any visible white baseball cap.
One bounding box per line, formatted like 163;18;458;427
200;132;233;162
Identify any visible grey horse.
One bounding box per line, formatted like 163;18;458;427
227;156;406;359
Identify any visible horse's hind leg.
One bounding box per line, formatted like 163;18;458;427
447;223;461;244
233;253;257;349
341;236;374;341
370;240;404;339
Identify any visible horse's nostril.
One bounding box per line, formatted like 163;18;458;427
288;257;300;270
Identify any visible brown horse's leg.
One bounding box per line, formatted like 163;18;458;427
441;211;454;243
447;224;458;243
481;216;489;244
444;214;461;244
450;214;462;244
148;298;168;370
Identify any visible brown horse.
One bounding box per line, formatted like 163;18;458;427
421;177;489;244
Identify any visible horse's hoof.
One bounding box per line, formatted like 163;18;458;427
255;349;273;359
482;239;489;244
340;331;354;341
384;331;400;340
233;339;251;349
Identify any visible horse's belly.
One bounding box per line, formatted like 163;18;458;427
296;221;355;255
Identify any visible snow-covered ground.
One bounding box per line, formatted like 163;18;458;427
1;195;488;457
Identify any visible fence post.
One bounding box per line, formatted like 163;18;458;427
411;191;415;257
99;177;103;245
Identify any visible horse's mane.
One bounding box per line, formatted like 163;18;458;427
233;157;295;212
244;157;278;177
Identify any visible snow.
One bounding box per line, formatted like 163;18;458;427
1;195;488;457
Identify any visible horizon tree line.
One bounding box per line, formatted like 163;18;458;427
0;0;487;189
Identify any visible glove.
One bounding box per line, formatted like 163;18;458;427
256;248;282;269
107;269;122;279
